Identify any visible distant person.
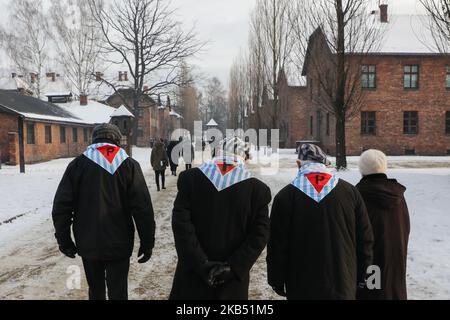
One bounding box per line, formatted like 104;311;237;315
170;137;271;300
181;138;195;171
52;124;155;300
356;149;410;300
167;140;180;176
267;144;374;300
151;138;169;191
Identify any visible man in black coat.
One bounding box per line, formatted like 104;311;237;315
267;144;374;300
170;137;271;300
356;150;410;300
52;124;155;300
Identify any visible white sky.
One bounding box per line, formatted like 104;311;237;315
0;0;427;87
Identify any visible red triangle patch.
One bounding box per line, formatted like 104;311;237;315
97;145;120;164
216;162;236;176
306;173;332;193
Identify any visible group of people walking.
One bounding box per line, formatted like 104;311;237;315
52;123;410;300
150;137;194;191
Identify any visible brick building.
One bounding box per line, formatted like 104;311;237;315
269;6;450;155
0;89;116;165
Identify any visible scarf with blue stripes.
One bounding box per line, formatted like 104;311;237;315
292;163;339;203
83;143;129;175
198;156;252;192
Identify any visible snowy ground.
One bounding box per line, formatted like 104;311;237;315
0;148;449;300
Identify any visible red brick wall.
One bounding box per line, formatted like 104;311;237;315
2;117;94;165
0;113;18;163
319;55;450;156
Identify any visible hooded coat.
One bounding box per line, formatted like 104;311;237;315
151;141;169;171
267;166;374;300
356;174;410;300
170;165;271;300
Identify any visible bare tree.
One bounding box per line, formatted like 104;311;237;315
228;52;250;130
200;77;228;131
50;0;103;97
0;0;50;97
289;0;384;169
420;0;450;52
176;62;200;136
250;0;293;129
88;0;204;144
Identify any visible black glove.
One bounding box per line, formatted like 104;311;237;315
208;263;236;288
137;246;153;264
272;285;287;297
199;261;222;286
59;241;77;259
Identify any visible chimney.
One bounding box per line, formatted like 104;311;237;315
119;71;123;82
95;72;103;82
46;72;56;82
79;94;88;106
379;4;388;23
167;95;171;112
30;73;37;84
123;71;128;82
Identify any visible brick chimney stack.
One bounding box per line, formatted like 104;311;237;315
119;71;123;82
123;71;128;82
79;94;88;106
379;4;388;23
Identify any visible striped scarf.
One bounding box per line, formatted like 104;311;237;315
198;156;252;192
83;143;129;175
292;163;339;203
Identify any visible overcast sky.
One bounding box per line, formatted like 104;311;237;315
170;0;426;86
0;0;426;87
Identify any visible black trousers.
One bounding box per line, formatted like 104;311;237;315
185;164;192;170
82;258;130;300
155;170;166;190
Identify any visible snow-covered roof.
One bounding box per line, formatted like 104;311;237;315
206;119;218;127
376;15;444;54
169;110;183;119
110;105;134;118
57;100;117;125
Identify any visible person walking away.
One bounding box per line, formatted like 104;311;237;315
151;138;169;191
170;137;271;300
52;124;155;300
181;138;195;171
167;140;180;176
356;149;410;300
267;144;374;300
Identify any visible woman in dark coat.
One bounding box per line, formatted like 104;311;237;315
356;150;410;300
151;139;169;191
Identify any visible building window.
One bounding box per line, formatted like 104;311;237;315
45;125;52;144
361;112;376;135
27;123;35;144
60;126;66;144
446;66;450;89
361;65;376;89
446;111;450;134
83;128;89;142
72;128;78;143
404;111;419;135
326;113;330;136
310;116;314;136
404;65;419;89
